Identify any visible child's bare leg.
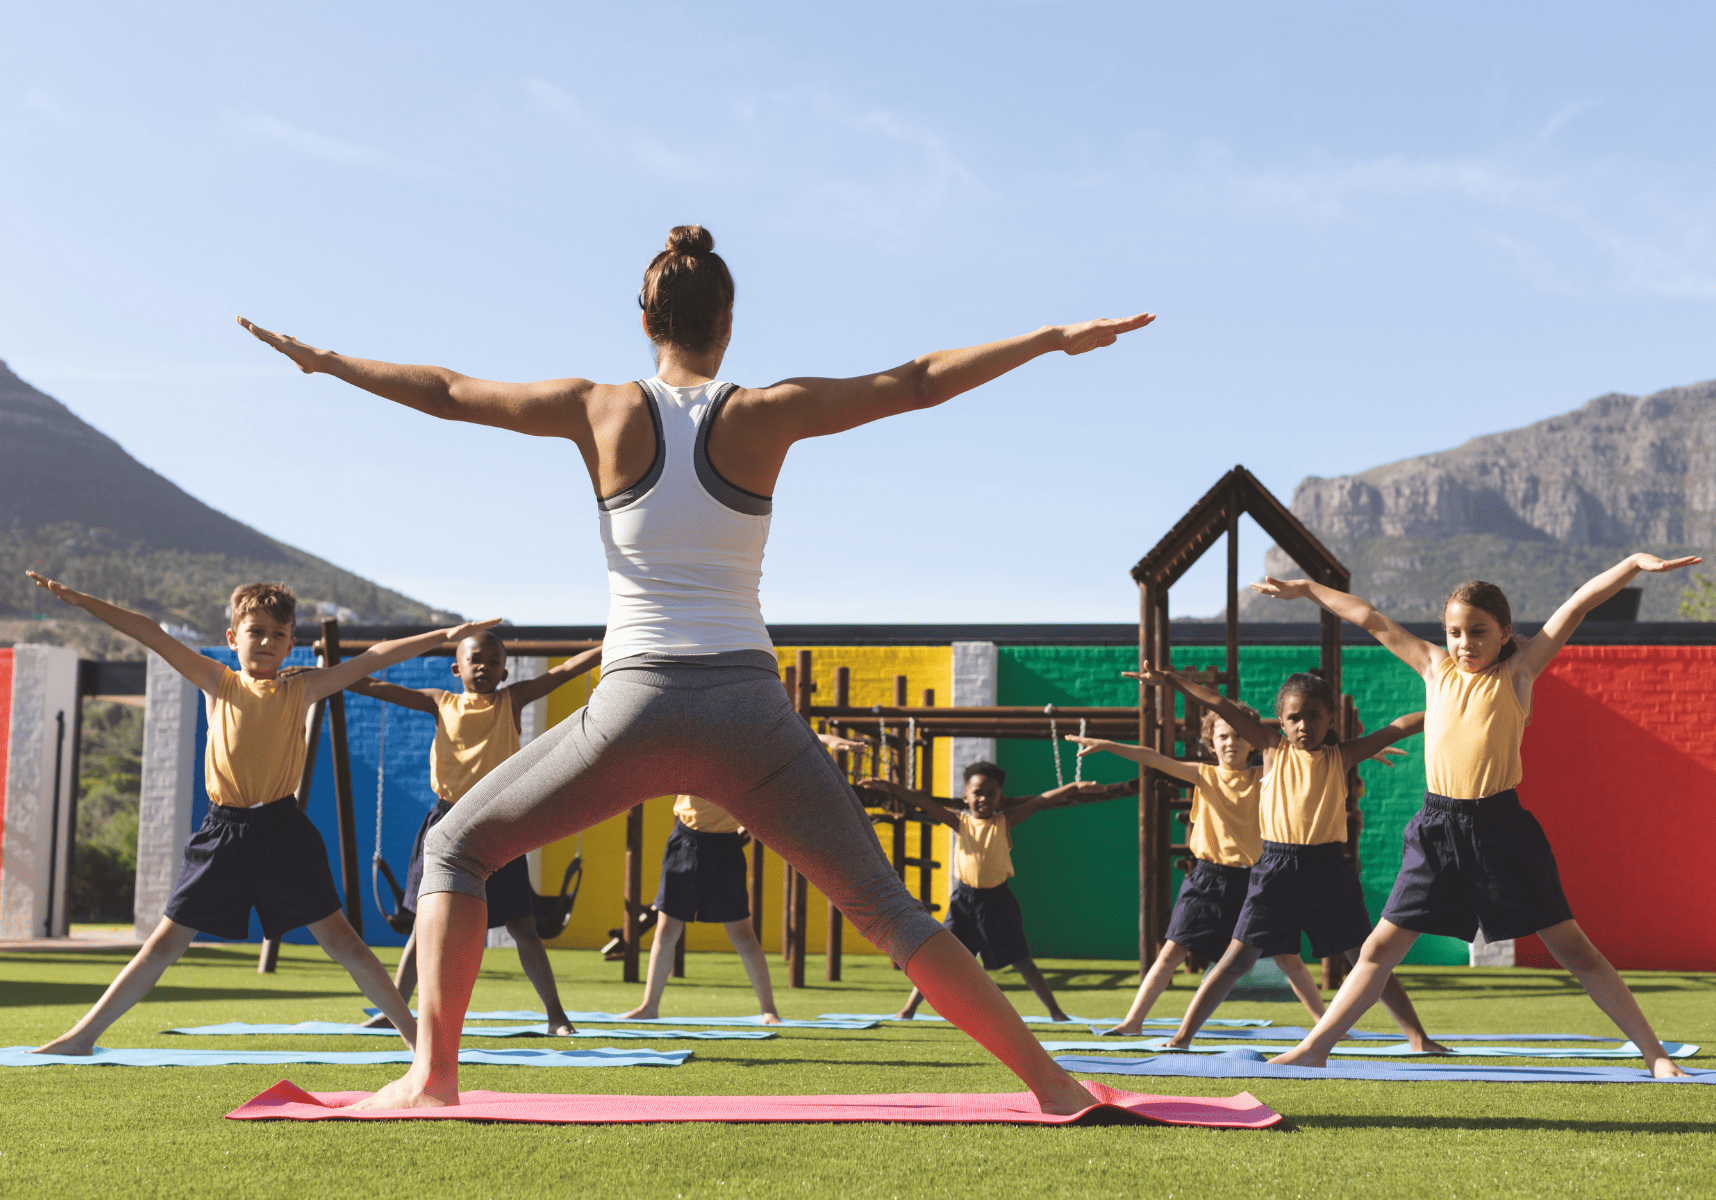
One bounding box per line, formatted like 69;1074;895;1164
1104;940;1189;1034
1274;954;1327;1021
505;918;574;1035
1537;919;1687;1079
308;912;418;1049
33;917;198;1054
723;918;781;1023
1011;956;1070;1021
903;930;1094;1115
360;930;418;1028
347;891;486;1109
1269;920;1418;1066
621;915;684;1020
1164;939;1262;1047
895;986;927;1020
1368;950;1448;1053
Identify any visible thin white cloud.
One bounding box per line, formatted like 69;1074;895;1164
225;110;450;181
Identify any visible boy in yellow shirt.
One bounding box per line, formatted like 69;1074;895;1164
861;764;1132;1022
25;573;495;1054
348;631;600;1035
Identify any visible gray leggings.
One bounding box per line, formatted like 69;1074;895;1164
420;650;943;964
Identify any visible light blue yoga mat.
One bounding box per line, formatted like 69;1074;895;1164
819;1013;1271;1028
371;1008;876;1030
170;1021;773;1041
1087;1026;1622;1042
0;1046;689;1068
1042;1037;1700;1059
1054;1050;1716;1084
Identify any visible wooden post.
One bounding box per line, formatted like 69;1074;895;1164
623;803;643;984
750;835;766;941
780;663;798;964
320;619;364;937
918;688;937;911
789;866;807;989
826;666;851;981
1226;478;1242;698
783;652;812;984
259;691;328;973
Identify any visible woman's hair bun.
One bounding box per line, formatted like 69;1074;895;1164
666;224;714;256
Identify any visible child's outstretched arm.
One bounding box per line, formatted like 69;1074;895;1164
1250;577;1440;676
1124;661;1278;757
505;645;603;709
303;620;503;703
1338;712;1424;773
25;572;224;694
1518;553;1703;682
345;676;442;715
1064;735;1201;785
853;778;961;829
1006;779;1137;828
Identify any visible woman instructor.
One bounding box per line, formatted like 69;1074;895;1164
241;225;1153;1112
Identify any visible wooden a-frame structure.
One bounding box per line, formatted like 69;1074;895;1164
1131;465;1354;973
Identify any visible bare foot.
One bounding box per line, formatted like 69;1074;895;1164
1098;1024;1142;1037
759;1012;783;1025
1410;1036;1451;1054
1267;1046;1326;1067
546;1015;576;1036
1047;1012;1073;1023
31;1033;95;1056
359;1014;395;1030
893;1009;917;1021
618;1004;658;1020
1162;1035;1193;1049
344;1072;459;1110
1035;1078;1100;1117
1651;1057;1689;1079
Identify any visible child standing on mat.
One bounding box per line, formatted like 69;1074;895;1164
25;574;493;1054
862;764;1133;1023
1128;663;1446;1052
1067;705;1330;1035
350;632;600;1036
1253;556;1697;1078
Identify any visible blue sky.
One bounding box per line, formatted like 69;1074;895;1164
4;2;1712;623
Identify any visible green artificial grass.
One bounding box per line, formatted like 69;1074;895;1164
1;946;1712;1199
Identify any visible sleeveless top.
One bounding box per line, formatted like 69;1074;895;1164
1424;655;1527;800
204;666;308;808
1188;764;1264;867
953;811;1015;889
431;690;520;803
598;378;775;662
1260;743;1348;845
673;794;743;834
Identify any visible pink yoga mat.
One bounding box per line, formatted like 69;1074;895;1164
227;1079;1281;1129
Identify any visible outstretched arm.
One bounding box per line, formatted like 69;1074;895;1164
1064;736;1201;785
853;779;961;829
26;572;224;694
1518;553;1703;681
1338;712;1424;773
1124;661;1278;756
1005;780;1136;829
506;646;603;709
303;620;503;703
1250;577;1440;677
345;677;442;715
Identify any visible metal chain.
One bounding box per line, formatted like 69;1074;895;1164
372;667;387;859
906;717;917;791
1045;704;1063;787
1075;718;1087;782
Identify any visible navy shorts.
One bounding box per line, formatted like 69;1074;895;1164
1164;860;1252;961
1382;790;1575;942
163;798;343;941
655;821;751;924
1233;840;1372;960
946;880;1032;970
405;799;534;928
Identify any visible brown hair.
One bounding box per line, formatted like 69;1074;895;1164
1200;701;1261;748
1274;672;1336;722
638;225;734;354
1444;580;1517;661
229;582;295;629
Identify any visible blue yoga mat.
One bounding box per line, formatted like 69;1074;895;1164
1;1046;689;1068
819;1013;1270;1027
1086;1026;1623;1042
1054;1050;1716;1084
170;1021;773;1041
1042;1037;1699;1059
373;1009;876;1030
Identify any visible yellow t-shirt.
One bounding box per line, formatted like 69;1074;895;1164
203;666;309;809
431;690;520;803
1188;764;1264;867
1260;742;1348;845
1424;655;1527;800
953;811;1014;889
673;794;743;834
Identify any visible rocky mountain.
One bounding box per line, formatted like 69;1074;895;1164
0;358;458;652
1244;379;1716;621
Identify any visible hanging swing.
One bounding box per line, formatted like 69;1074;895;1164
1043;705;1087;788
370;672;416;935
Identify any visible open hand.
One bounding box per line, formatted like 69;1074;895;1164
1055;313;1155;356
1065;734;1112;757
1122;660;1172;686
1633;554;1703;573
1250;576;1312;601
444;618;505;642
818;732;871;753
24;571;83;608
238;316;325;374
1369;744;1407;767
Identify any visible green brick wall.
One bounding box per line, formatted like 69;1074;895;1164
995;643;1467;965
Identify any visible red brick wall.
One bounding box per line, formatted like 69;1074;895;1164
1514;646;1716;970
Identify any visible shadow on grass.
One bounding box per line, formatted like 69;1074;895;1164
1391;971;1716;999
1296;1113;1716;1135
0;982;371;1007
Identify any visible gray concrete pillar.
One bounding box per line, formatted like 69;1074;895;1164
132;641;203;939
0;644;81;939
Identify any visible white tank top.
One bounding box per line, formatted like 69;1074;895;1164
598;378;775;661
